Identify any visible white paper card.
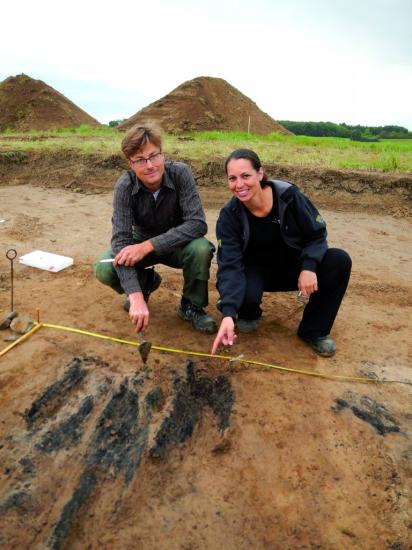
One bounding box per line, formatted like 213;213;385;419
19;250;74;272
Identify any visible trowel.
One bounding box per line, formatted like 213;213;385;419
137;332;152;365
0;249;18;330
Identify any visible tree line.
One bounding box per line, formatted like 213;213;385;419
278;121;412;141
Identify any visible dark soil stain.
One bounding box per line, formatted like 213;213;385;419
85;380;147;483
149;361;234;459
36;396;94;453
2;356;235;549
334;393;400;435
387;543;409;550
145;386;164;413
0;490;32;513
190;369;234;431
19;456;36;476
49;470;97;550
24;356;108;430
50;380;147;549
132;366;150;386
24;361;86;429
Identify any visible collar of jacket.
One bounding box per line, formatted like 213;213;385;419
228;179;295;252
228;179;295;214
129;160;176;195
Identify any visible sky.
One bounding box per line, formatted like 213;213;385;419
1;0;411;129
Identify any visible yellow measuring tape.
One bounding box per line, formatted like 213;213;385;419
0;322;43;358
0;321;407;385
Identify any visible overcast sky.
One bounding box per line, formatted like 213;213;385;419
1;0;411;129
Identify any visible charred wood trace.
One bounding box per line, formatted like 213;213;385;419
0;357;235;549
333;392;400;436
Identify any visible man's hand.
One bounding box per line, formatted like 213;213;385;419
128;292;150;333
211;316;237;354
298;270;318;297
114;241;154;267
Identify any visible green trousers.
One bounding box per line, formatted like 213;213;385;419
94;237;215;308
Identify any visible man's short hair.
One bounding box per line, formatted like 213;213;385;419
121;122;162;159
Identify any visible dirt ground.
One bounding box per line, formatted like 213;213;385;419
0;175;411;549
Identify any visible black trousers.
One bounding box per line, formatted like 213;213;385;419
238;248;352;339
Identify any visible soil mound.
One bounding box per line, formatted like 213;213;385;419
0;74;100;131
118;76;291;135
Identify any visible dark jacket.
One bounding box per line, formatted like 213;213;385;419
216;180;328;317
112;160;207;294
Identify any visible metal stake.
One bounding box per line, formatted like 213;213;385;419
6;249;17;312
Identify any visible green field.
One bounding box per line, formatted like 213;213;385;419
1;126;411;173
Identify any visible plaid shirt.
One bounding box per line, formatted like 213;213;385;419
111;160;207;294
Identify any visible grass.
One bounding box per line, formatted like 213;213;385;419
180;131;412;172
0;125;121;154
1;126;411;173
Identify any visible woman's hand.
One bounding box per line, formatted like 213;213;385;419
128;292;150;333
298;270;318;297
211;316;237;354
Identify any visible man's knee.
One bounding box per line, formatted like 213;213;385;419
183;238;215;264
94;249;118;287
95;262;115;286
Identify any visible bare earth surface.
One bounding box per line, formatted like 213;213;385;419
0;180;411;549
118;76;291;134
0;75;100;132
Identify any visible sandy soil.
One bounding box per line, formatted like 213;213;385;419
0;74;99;132
0;182;411;549
118;76;291;134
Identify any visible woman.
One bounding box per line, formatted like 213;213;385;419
211;149;351;357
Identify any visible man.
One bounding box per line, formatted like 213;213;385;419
94;123;216;334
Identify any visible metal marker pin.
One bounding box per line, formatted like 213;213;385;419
6;249;17;312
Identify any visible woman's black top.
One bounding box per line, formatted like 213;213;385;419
244;187;296;268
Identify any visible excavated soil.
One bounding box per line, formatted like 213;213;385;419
0;74;100;132
118;76;292;135
0;155;411;549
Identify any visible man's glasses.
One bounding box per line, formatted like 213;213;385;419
130;152;163;167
